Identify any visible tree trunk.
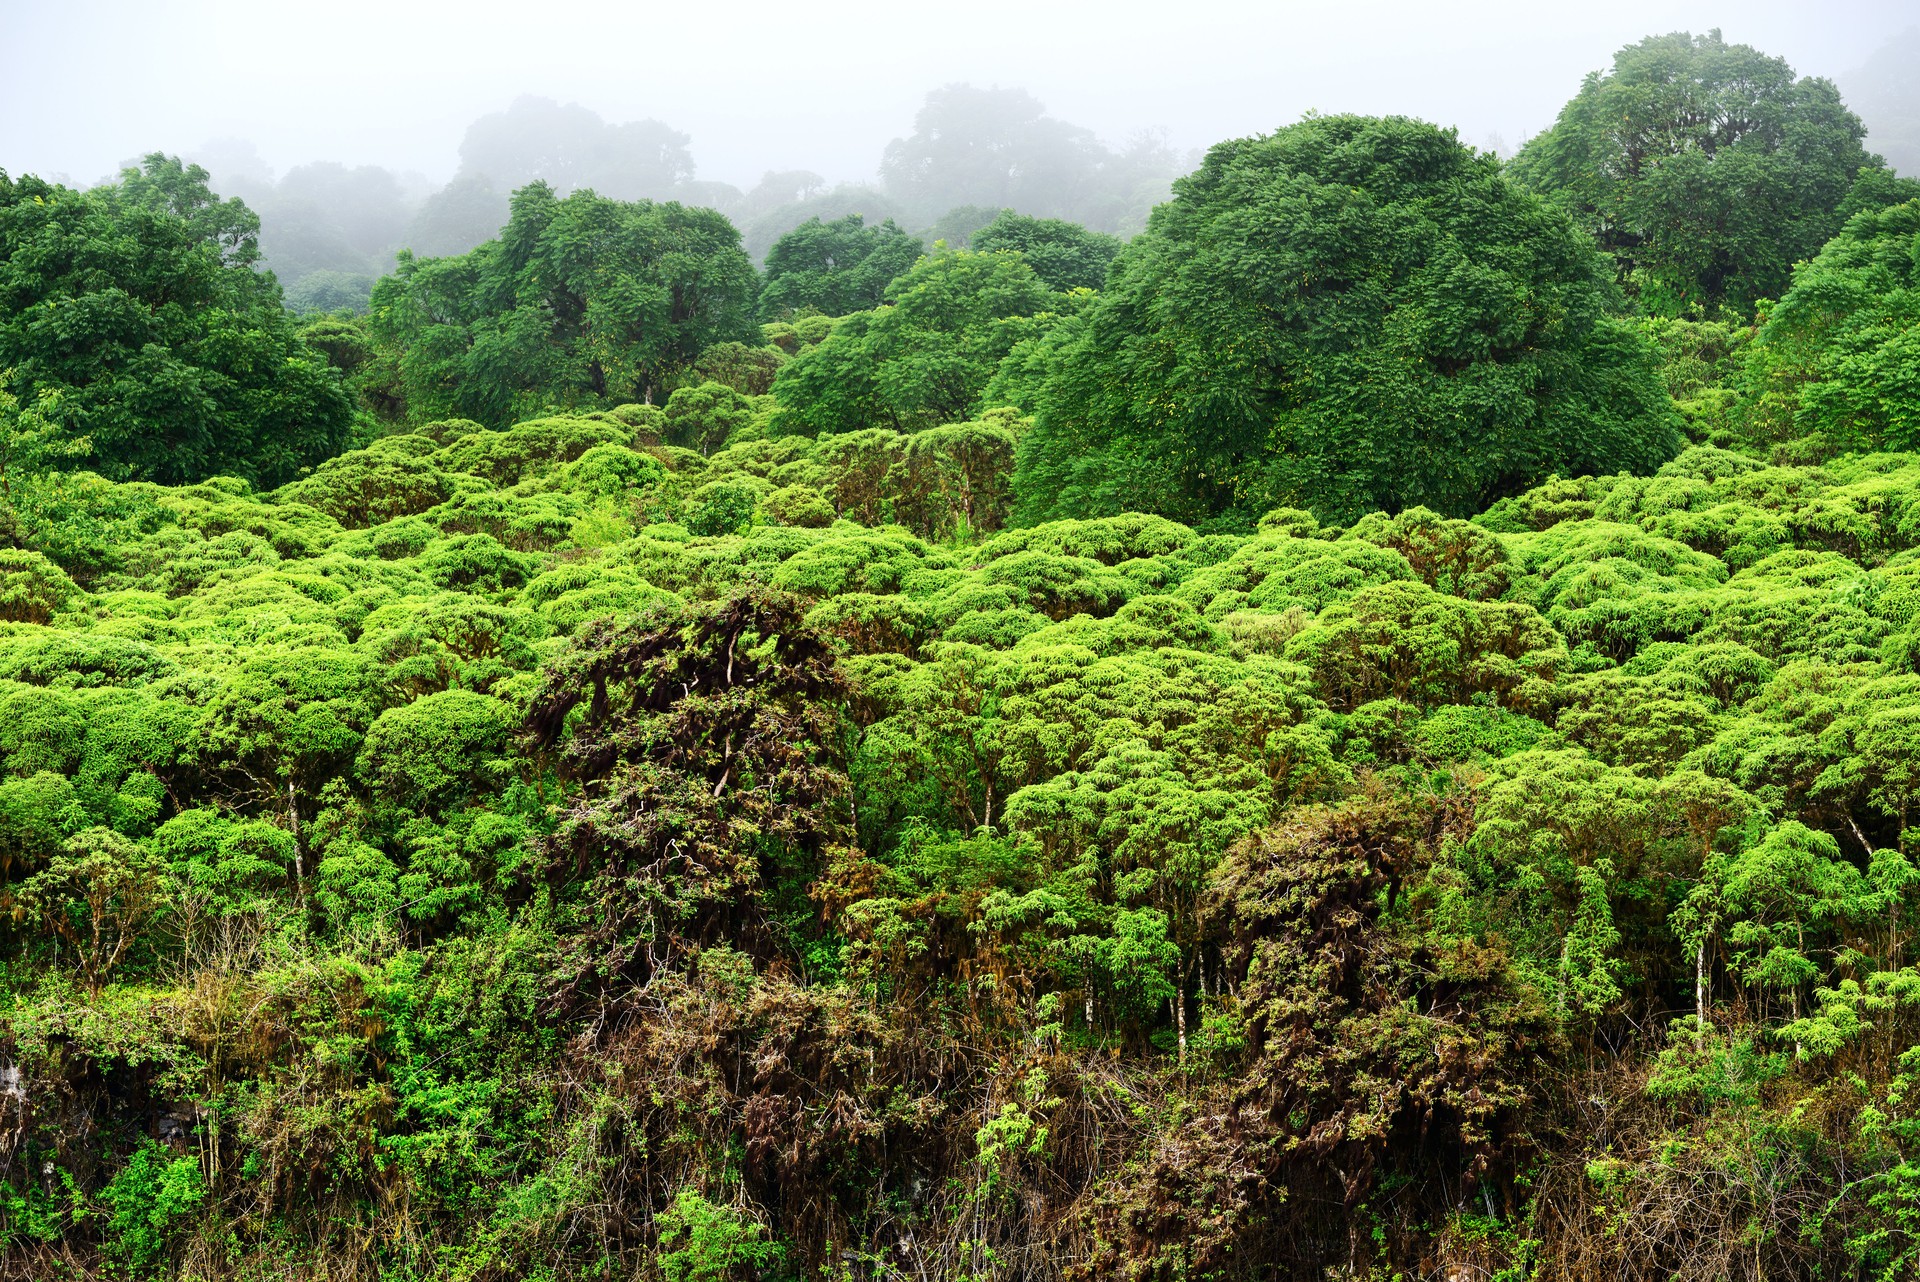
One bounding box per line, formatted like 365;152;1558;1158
1174;969;1188;1065
287;779;307;910
1695;938;1709;1050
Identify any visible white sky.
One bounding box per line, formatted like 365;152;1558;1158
1;0;1914;190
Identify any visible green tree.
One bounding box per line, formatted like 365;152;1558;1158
0;160;353;485
370;182;757;426
972;210;1121;292
759;214;923;319
654;1188;783;1282
1701;822;1875;1048
890;410;1024;539
1510;30;1883;314
1739;199;1920;455
663;380;758;456
15;828;170;994
772;249;1055;436
1016;114;1678;527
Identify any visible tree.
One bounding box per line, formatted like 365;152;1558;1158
1698;821;1874;1048
972;211;1121;292
654;1188;783;1282
454;95;695;201
15;827;169;993
1015;115;1679;527
771;249;1056;436
664;380;759;456
890;409;1024;539
1739;199;1920;455
241;159;419;307
199;649;379;905
879;85;1182;233
405;170;509;258
1511;30;1883;314
0;159;354;485
759;214;923;319
370;182;758;426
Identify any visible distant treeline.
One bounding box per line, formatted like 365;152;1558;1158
172;25;1920;315
186;85;1192;314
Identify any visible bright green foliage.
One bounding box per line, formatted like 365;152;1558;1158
3;398;1920;1278
1015;114;1679;527
654;1189;783;1282
758;214;923;319
1511;31;1881;314
21;66;1920;1282
971;210;1122;291
14;827;170;993
98;1140;206;1275
0;160;353;485
771;249;1057;436
662;379;766;458
1702;821;1873;1024
1742;200;1920;456
369;182;757;426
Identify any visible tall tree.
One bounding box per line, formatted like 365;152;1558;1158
370;182;758;425
972;211;1121;292
759;214;923;319
455;95;695;201
880;85;1182;233
1740;197;1920;455
1511;30;1883;314
1014;114;1678;528
0;158;353;486
771;249;1056;436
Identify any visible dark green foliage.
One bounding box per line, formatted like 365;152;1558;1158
771;248;1057;436
1741;199;1920;456
1511;30;1881;314
1015;114;1680;527
758;213;923;319
527;589;852;977
971;209;1121;291
0;159;353;486
369;182;757;426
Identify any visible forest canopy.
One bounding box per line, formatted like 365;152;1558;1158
9;26;1920;1282
367;182;759;426
0;157;352;486
1014;114;1681;527
1511;30;1891;314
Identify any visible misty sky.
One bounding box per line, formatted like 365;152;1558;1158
3;0;1915;190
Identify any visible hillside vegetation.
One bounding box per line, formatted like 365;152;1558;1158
5;29;1920;1282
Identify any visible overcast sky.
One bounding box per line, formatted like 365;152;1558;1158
2;0;1914;191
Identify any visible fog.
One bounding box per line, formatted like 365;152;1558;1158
3;0;1916;304
5;0;1914;185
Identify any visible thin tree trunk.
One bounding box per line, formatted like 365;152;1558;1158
1174;969;1188;1065
287;779;307;910
1695;938;1709;1050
